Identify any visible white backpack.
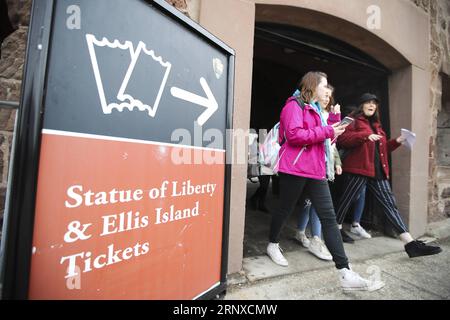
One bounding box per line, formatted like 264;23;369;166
258;122;285;175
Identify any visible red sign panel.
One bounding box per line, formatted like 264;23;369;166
29;132;225;299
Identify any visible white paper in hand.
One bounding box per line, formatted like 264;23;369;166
401;128;416;150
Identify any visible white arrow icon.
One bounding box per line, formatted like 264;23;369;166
170;77;218;126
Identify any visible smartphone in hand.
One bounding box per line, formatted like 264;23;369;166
330;116;354;144
338;116;354;127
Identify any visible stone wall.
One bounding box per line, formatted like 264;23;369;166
436;73;450;218
165;0;188;15
166;0;200;22
410;0;450;221
0;0;32;222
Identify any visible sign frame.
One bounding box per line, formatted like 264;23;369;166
0;0;234;300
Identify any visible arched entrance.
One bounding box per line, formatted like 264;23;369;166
197;0;430;273
245;22;396;258
243;2;430;263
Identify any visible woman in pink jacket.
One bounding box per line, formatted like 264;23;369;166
267;71;382;291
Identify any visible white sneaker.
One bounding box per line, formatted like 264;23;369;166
267;243;288;267
350;224;372;239
294;231;310;248
338;267;385;291
308;236;332;261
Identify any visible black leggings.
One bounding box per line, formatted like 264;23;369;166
252;175;271;202
269;172;349;269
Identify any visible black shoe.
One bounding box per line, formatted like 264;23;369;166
340;229;355;243
405;240;442;258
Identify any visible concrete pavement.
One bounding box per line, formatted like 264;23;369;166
224;237;450;300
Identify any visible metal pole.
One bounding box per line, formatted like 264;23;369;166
0;100;19;109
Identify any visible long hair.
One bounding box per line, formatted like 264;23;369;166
349;100;381;123
297;71;327;103
324;84;335;112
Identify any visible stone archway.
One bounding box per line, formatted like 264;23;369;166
255;4;410;71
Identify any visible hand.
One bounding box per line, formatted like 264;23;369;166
335;165;343;175
332;123;346;138
331;104;341;114
396;136;406;144
368;134;382;142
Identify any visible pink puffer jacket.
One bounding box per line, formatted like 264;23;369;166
277;97;340;180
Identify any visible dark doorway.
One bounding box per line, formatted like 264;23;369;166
244;23;392;258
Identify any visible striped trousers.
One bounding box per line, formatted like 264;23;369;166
335;173;408;234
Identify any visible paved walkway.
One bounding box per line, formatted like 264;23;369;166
225;237;450;300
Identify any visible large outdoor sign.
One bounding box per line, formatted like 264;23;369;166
0;0;233;299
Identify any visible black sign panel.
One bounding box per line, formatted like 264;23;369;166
0;0;234;300
45;0;229;145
